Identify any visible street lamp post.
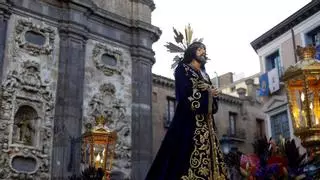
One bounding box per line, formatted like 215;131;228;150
282;45;320;154
82;115;117;180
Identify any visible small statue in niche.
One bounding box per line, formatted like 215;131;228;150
13;106;37;146
15;118;34;145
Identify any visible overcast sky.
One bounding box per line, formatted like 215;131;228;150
151;0;311;80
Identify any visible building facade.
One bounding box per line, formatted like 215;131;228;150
251;0;320;143
219;72;260;99
0;0;160;179
152;73;266;156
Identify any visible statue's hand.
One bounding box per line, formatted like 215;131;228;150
197;82;212;91
211;87;220;97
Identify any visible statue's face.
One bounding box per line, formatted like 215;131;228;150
195;47;207;65
196;47;206;57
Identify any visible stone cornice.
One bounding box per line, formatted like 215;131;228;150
218;94;243;105
8;0;161;45
130;0;156;11
0;0;12;20
251;0;320;51
131;20;162;42
131;47;156;64
152;74;175;88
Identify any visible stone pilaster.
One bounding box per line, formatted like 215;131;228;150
130;24;161;179
51;22;87;179
0;0;10;80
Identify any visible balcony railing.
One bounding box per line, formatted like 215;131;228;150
225;128;246;141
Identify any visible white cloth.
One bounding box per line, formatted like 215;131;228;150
268;68;280;94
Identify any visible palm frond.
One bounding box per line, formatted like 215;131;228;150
284;139;307;169
252;136;269;156
192;38;204;43
171;55;183;69
185;24;193;47
173;27;184;45
164;42;185;53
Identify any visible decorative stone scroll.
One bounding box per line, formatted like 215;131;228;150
15;18;55;56
92;43;124;76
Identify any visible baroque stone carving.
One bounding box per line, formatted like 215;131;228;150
15;18;55;56
0;60;55;179
85;83;131;177
87;83;117;124
92;43;124;76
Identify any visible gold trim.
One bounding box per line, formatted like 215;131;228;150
181;65;227;180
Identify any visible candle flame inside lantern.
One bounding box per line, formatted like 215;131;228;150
301;92;305;102
95;153;101;162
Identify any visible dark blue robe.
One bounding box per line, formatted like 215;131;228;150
146;63;228;180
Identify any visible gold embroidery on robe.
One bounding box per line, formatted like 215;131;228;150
181;65;228;180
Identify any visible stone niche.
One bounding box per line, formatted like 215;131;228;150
83;40;132;179
0;16;59;180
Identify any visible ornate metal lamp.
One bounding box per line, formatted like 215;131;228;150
282;45;320;154
82;115;117;179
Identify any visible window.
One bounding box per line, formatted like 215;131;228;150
256;118;265;137
229;112;237;135
265;50;282;76
270;111;290;142
164;96;176;128
305;26;320;46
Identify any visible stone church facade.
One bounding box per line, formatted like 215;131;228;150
0;0;160;179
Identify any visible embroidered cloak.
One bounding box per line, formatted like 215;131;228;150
145;63;228;180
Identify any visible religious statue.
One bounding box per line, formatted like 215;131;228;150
146;25;228;180
14;118;34;145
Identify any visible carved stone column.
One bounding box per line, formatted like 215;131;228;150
0;1;10;80
51;22;87;178
130;25;161;179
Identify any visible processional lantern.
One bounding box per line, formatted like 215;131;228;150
82;115;117;179
282;45;320;154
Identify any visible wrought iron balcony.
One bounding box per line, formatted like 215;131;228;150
223;128;246;142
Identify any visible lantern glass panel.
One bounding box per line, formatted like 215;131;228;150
104;142;116;171
93;144;106;169
83;142;91;164
287;79;308;129
82;137;94;166
306;75;320;127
